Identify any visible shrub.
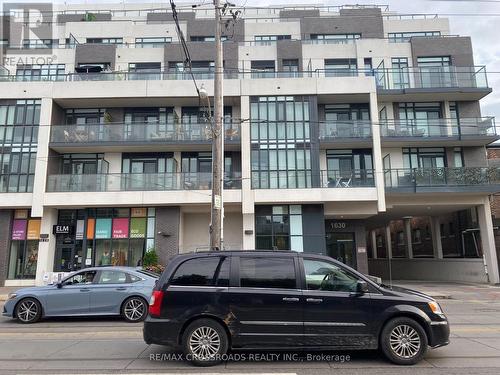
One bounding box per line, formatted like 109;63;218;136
142;249;159;267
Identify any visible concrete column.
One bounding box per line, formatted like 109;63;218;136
31;98;53;217
404;217;413;259
385;225;393;259
477;198;500;284
369;92;386;212
371;230;377;259
35;208;58;286
430;216;443;259
240;95;255;249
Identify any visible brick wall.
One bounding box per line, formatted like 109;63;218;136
488;148;500;218
155;207;180;265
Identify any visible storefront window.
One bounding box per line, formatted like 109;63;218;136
7;210;40;279
54;207;156;271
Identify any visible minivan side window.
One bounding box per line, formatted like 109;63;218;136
170;257;229;287
304;259;359;292
239;257;296;289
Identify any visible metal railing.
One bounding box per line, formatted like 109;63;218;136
46;172;242;192
380;117;497;138
384;167;500;189
319;120;372;140
375;66;488;90
320;169;375;188
49;122;240;143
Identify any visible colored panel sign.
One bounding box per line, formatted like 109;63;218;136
12;219;27;240
130;218;146;238
75;220;85;240
27;219;41;240
112;218;129;239
95;218;112;239
86;218;95;239
131;208;147;217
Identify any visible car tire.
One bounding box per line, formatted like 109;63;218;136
15;297;42;324
121;296;148;323
182;318;228;366
380;316;428;365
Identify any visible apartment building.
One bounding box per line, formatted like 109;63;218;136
0;3;499;286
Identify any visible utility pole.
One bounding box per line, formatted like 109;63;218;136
210;0;224;251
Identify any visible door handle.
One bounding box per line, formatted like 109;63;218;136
306;298;323;304
80;288;90;292
115;287;127;291
282;297;300;302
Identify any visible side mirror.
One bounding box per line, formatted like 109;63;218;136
356;280;369;294
56;282;63;289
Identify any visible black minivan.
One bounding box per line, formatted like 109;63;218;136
144;251;449;366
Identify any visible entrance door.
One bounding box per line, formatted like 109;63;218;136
58;245;84;272
326;233;356;268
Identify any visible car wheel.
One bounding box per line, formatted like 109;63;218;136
381;317;428;365
121;297;148;322
182;318;228;366
15;298;42;324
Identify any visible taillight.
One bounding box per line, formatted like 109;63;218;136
149;290;164;317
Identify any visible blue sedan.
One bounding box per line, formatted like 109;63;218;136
2;267;158;324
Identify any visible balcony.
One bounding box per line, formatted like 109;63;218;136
46;172;242;192
49;122;240;152
251;169;375;189
319;120;372;147
380;117;498;146
375;66;491;101
385;167;500;193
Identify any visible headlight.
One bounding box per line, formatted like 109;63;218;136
8;293;17;300
428;301;443;314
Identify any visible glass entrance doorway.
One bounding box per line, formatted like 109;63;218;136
326;232;356;268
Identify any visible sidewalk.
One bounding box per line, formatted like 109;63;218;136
2;281;499;302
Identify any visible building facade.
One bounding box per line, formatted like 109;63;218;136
0;3;499;286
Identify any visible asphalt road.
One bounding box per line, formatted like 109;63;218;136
1;283;500;374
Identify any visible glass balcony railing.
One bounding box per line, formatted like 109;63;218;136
384;167;500;189
46;172;242;192
319;120;372;140
320;169;375;188
375;66;488;90
50;122;240;143
380;117;497;138
251;169;375;189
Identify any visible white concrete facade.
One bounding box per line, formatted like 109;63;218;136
0;3;499;286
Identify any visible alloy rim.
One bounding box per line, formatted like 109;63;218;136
124;298;145;321
389;324;421;359
17;300;38;322
189;326;221;361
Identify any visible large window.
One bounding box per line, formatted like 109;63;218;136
388;31;441;43
255;205;303;251
7;210;40;280
170;257;229;286
399;102;443;136
391;58;409;89
86;38;123;45
403;147;446;169
128;63;162;79
254;35;291;45
22;39;58;49
251;61;275;78
310;34;360;44
324;59;357;77
16;64;65;81
54;207;156;272
122;153;175;190
239;257;296;289
251;96;312;189
417;56;452;87
135;37;172;48
326;149;373;187
0;100;40;192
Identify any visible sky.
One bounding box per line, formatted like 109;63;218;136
2;0;500;119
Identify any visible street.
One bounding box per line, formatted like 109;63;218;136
1;283;500;374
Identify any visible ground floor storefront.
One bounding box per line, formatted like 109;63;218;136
0;197;499;286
